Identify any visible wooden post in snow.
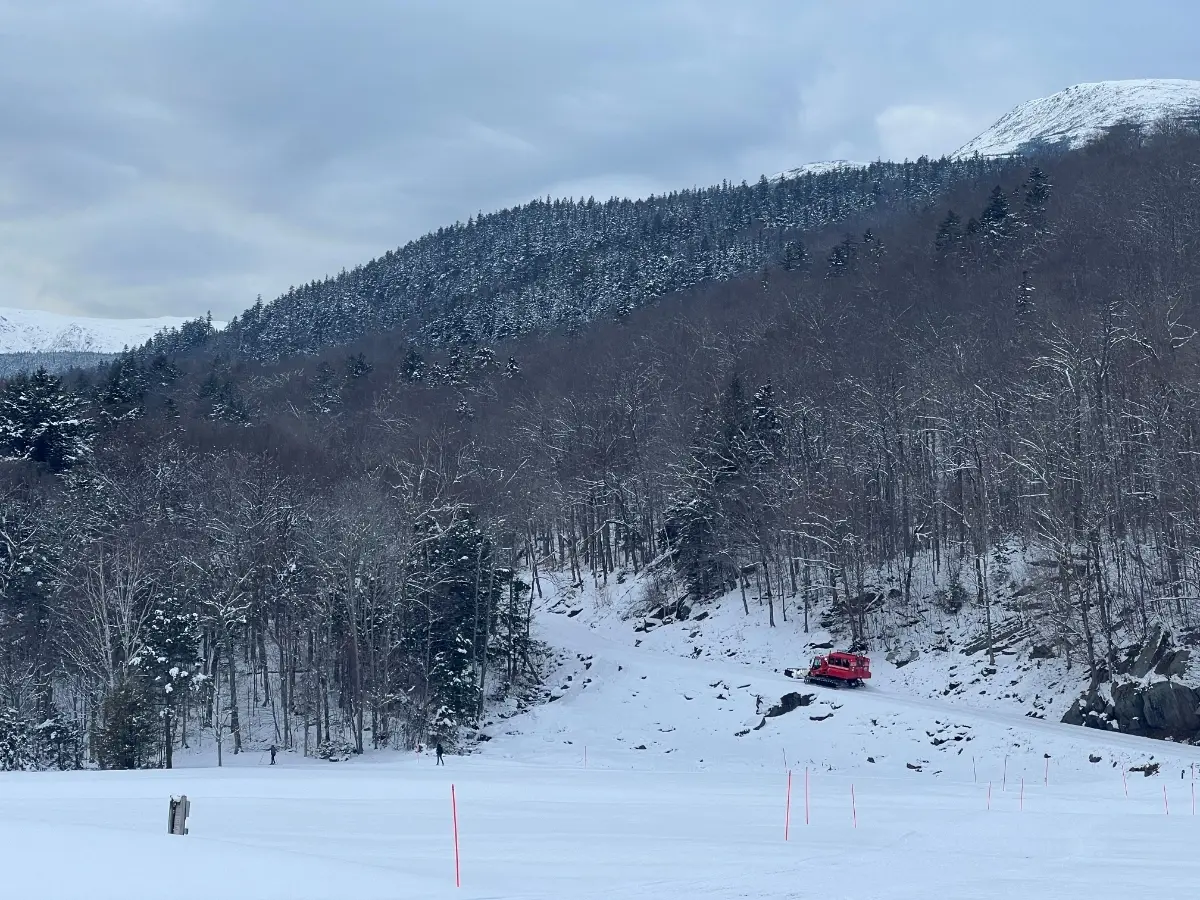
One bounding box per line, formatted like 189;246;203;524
168;795;190;835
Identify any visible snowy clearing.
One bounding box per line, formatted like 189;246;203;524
5;577;1200;899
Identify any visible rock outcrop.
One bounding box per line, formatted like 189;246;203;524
1062;626;1199;742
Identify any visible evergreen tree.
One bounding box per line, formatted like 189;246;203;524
826;235;858;278
96;680;158;770
935;210;963;256
96;355;147;421
344;352;373;379
402;349;427;383
131;602;201;769
1021;166;1051;231
309;362;342;414
781;239;809;272
405;510;505;745
0;368;92;472
980;186;1014;242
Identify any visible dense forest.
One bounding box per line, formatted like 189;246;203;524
147;155;1018;359
3;122;1200;770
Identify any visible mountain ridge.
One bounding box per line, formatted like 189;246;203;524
953;78;1200;159
0;305;222;355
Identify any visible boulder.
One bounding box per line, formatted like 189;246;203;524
1141;681;1200;736
1155;648;1190;678
1110;682;1145;733
764;692;815;718
1061;697;1087;727
1030;644;1056;660
885;645;920;668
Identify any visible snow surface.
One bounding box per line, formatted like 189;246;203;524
775;159;865;179
5;574;1200;899
0;306;223;354
954;79;1200;159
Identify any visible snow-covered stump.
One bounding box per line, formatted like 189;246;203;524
168;795;190;835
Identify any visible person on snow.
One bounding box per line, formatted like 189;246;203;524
269;745;277;765
435;742;445;765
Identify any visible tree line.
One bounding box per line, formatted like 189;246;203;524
3;122;1200;768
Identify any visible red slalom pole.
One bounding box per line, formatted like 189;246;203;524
451;784;461;888
784;770;792;840
851;784;857;829
805;767;810;825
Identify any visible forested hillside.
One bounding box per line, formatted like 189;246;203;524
2;122;1200;769
147;156;1016;359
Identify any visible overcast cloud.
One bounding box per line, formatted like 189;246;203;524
1;0;1198;319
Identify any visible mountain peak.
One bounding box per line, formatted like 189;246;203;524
774;159;865;180
0;306;223;354
954;79;1200;159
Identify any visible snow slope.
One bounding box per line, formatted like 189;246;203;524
775;159;865;179
6;574;1200;899
954;79;1200;158
0;306;222;353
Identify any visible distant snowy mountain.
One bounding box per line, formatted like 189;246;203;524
0;306;222;354
775;159;865;179
954;79;1200;159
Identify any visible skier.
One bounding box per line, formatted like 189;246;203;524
269;745;277;765
435;742;445;766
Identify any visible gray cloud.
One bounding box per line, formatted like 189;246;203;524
1;0;1198;318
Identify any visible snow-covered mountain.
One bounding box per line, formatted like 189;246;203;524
0;306;221;354
775;159;865;179
954;79;1200;159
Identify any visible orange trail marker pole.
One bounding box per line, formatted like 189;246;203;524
451;784;461;888
805;766;810;825
785;770;792;840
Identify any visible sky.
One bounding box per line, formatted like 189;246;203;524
1;0;1198;321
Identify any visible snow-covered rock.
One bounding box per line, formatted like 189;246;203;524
775;159;865;180
0;306;223;354
772;159;868;181
954;79;1200;159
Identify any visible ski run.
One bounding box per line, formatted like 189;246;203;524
4;574;1200;899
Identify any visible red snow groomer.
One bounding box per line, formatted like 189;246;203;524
796;651;871;688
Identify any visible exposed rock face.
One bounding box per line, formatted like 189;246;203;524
1126;624;1170;678
1142;681;1200;734
1062;627;1200;742
1156;648;1190;678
